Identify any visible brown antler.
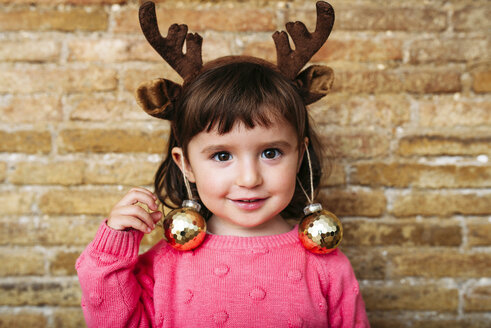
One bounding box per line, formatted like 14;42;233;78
139;1;203;82
273;1;334;80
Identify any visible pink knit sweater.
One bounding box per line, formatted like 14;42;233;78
76;221;369;327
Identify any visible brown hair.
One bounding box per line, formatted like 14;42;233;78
155;61;325;220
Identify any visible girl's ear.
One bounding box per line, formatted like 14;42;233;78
171;147;196;183
297;137;309;173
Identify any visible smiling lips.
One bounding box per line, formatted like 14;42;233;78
231;198;267;210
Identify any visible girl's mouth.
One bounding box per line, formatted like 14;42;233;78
231;198;267;210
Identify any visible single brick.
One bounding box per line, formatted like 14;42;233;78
332;69;460;94
410;317;491;328
0;279;81;306
0;130;51;154
391;191;491;217
313;38;403;62
472;70;491;93
0;216;101;246
0;40;60;62
0;162;6;182
409;38;490;63
321;131;390;159
362;283;458;311
0;8;108;31
453;5;491;32
114;8;275;33
241;40;276;63
464;284;491;312
188;8;275;32
53;308;86;328
57;128;168;153
320;162;346;187
49;250;81;276
39;189;124;215
10;161;85;185
352;163;491;188
68;39;134;62
332;69;404;93
0;191;35;215
343;247;386;279
343;220;462;247
112;8;139;34
0;67;117;93
403;70;462;94
397;134;491;156
366;314;410;328
201;35;236;62
310;94;410;127
84;161;159;185
318;189;386;217
418;97;491;127
44;217;102;246
67;95;148;122
0;248;45;276
67;38;162;63
0;95;62;123
0;311;47;328
467;221;491;247
333;6;447;31
390;251;491;278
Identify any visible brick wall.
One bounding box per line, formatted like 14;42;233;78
0;0;490;327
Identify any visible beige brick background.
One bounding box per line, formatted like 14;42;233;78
0;0;490;327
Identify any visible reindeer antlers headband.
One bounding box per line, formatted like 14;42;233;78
136;1;335;119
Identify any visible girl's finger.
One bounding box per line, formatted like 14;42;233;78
116;189;159;211
111;205;158;230
107;215;154;234
150;210;162;223
128;187;157;200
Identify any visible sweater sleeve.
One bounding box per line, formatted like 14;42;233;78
75;221;158;328
318;250;370;328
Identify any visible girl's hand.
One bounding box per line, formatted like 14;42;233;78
107;187;162;234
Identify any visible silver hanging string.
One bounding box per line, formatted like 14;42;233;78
296;142;314;205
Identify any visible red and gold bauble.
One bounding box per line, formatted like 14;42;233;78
163;200;207;251
298;203;343;254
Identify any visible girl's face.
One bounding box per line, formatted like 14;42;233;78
172;116;303;235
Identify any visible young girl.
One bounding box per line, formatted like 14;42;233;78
77;2;369;327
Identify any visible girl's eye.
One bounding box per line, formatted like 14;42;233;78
261;148;282;159
212;152;232;162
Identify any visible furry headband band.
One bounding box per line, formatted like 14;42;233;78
136;1;335;120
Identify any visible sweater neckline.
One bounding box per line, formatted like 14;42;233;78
200;224;299;250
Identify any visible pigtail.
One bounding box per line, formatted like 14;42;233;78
154;131;178;208
155;129;213;220
281;115;325;219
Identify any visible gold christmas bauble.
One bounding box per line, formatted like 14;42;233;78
163;200;207;251
298;203;343;254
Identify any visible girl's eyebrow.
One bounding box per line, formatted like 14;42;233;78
200;140;294;155
200;144;229;155
260;140;294;150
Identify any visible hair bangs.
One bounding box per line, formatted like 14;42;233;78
178;62;305;144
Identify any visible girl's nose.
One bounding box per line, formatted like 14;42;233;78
236;161;263;188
